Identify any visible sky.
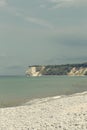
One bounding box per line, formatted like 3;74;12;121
0;0;87;75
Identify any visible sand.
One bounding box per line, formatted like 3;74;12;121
0;92;87;130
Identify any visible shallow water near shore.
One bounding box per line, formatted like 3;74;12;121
0;75;87;107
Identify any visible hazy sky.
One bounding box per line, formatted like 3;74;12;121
0;0;87;75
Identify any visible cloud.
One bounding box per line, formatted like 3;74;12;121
43;0;87;9
0;0;7;7
69;0;87;7
25;16;54;29
50;0;73;9
26;17;52;28
0;2;54;30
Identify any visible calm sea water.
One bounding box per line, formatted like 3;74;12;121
0;76;87;107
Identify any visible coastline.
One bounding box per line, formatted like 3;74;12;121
0;91;87;130
23;90;87;106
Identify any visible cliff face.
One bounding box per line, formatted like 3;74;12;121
25;66;45;77
68;67;87;76
25;63;87;76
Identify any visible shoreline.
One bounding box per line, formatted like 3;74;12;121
23;90;87;105
1;90;87;108
0;91;87;130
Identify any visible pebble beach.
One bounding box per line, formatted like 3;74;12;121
0;92;87;130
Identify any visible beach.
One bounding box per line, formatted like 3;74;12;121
0;92;87;130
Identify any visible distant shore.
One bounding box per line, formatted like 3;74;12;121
0;91;87;130
26;63;87;76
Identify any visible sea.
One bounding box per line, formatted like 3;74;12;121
0;75;87;107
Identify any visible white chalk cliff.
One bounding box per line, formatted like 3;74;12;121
25;66;45;77
68;67;87;76
25;65;87;76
